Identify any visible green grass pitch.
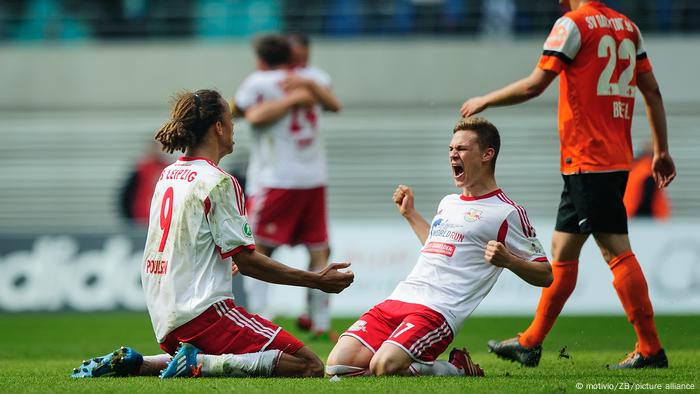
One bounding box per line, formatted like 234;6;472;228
0;313;697;393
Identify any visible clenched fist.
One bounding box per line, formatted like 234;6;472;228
393;184;415;217
484;240;514;268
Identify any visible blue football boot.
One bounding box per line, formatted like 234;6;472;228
159;343;202;379
70;346;143;378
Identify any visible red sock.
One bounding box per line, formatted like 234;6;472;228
608;251;662;356
519;260;578;348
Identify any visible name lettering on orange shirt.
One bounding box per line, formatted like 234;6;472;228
613;101;631;119
586;15;634;32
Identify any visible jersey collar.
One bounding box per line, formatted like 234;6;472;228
460;189;502;201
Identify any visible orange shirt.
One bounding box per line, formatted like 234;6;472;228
538;2;653;174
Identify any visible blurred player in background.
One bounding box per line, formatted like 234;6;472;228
232;34;342;341
624;143;671;220
118;140;170;226
461;0;675;369
325;117;552;378
71;89;353;379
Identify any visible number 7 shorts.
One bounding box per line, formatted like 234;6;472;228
340;299;453;363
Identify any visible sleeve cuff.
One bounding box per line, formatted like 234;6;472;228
636;58;653;74
220;244;256;259
537;56;565;74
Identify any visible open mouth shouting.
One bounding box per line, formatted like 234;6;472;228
452;161;465;181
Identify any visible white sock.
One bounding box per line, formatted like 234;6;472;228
409;361;463;376
308;289;330;332
325;364;369;377
197;350;282;377
139;354;171;376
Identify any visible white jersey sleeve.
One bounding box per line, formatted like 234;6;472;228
298;66;332;88
207;176;254;257
500;209;548;263
632;22;648;59
543;16;582;64
234;74;267;112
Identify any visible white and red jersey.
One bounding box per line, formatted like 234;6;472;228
141;156;255;343
388;189;548;334
234;66;332;196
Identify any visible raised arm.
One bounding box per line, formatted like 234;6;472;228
393;184;430;245
244;88;316;127
281;75;342;112
233;248;354;294
460;68;558;117
484;240;553;287
637;71;676;189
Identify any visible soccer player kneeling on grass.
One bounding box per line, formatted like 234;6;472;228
70;89;353;379
325;117;553;378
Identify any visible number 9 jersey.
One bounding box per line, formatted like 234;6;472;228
538;1;653;175
141;156;255;343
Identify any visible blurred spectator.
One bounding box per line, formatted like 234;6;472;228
119;141;171;226
2;0;700;42
283;0;327;35
197;0;280;38
481;0;515;37
11;0;88;41
624;145;671;220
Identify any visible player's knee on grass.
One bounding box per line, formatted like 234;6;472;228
369;350;411;376
327;336;373;373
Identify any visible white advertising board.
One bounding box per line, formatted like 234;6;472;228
0;220;698;315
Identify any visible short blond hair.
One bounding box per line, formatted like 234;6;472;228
453;116;501;172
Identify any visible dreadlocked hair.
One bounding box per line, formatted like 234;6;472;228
155;89;224;153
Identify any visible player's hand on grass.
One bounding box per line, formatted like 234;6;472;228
484;240;513;268
316;262;354;293
460;97;488;117
652;151;676;189
393;184;415;217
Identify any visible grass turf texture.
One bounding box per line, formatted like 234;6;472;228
0;314;697;393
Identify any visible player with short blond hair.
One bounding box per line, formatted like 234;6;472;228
325;117;552;378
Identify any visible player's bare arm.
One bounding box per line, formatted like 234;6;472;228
233;248;354;293
460;68;557;117
393;184;430;244
244;88;316;126
484;240;553;287
280;74;342;113
637;71;676;189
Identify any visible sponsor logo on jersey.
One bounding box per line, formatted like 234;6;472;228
430;218;465;242
347;319;367;332
464;208;483;222
243;222;252;237
421;242;456;257
545;24;568;48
